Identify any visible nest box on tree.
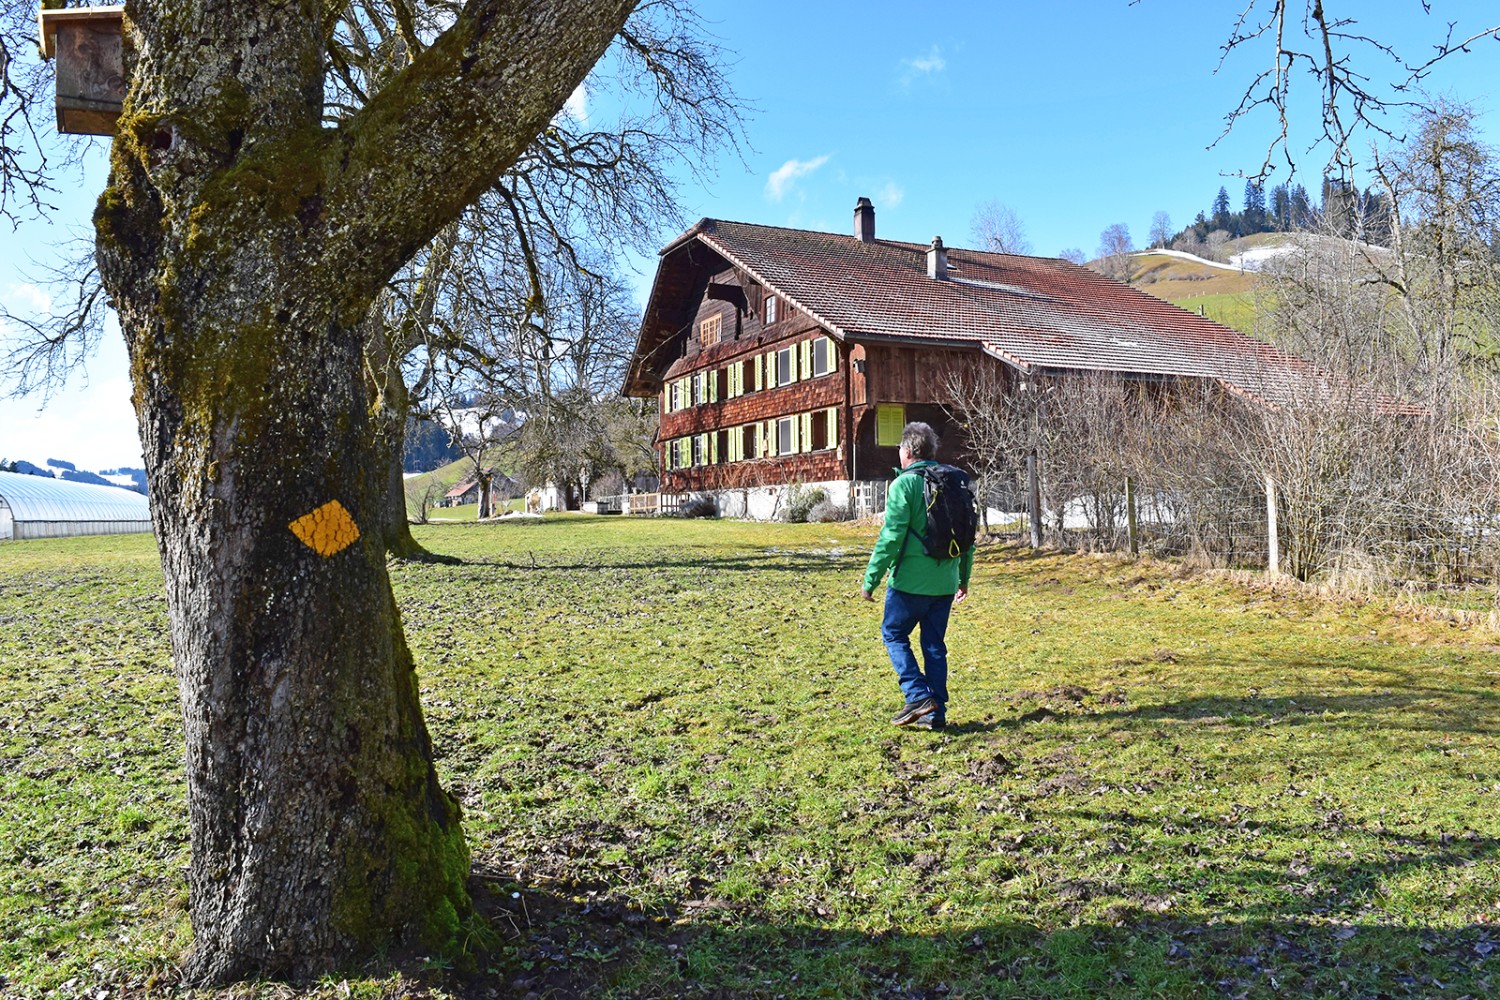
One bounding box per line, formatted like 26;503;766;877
38;4;125;136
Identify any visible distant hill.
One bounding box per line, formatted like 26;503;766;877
0;458;148;494
1108;234;1287;335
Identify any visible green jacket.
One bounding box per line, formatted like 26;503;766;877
863;460;975;596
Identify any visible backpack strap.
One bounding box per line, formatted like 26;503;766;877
891;467;933;575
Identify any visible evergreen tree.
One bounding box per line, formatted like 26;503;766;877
1322;177;1357;236
1270;183;1292;231
1360;185;1394;246
1289;184;1313;228
1212;186;1233;231
1243;180;1267;233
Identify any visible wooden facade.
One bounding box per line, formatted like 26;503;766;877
652;264;987;493
628;204;1321;500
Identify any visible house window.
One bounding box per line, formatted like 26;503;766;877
811;408;835;450
776;416;797;456
692;434;706;466
812;336;836;377
765;296;779;324
876;404;905;447
776;347;796;386
699;313;722;347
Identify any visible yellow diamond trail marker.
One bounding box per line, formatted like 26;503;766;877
289;500;361;557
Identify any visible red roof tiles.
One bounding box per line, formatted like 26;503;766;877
628;218;1418;413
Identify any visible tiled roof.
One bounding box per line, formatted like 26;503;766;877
630;218;1417;413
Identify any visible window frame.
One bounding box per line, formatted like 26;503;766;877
776;346;796;386
812;336;835;377
699;312;722;348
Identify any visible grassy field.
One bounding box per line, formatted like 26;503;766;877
1127;251;1263;335
3;518;1499;998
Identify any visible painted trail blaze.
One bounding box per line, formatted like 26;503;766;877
289;500;360;557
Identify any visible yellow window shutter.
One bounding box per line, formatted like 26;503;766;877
710;370;719;403
826;407;837;445
752;354;762;390
710;432;719;464
800;412;812;452
800;341;812;380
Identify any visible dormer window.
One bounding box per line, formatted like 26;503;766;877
765;296;779;324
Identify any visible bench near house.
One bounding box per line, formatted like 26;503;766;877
622;198;1339;519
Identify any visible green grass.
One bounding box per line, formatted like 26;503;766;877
3;518;1499;998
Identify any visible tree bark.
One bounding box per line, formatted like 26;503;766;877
366;335;440;560
94;0;636;983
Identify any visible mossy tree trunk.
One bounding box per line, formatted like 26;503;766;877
366;329;431;560
92;0;636;984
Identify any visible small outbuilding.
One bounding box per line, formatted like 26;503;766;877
0;470;152;540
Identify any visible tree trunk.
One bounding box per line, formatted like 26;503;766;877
367;349;440;560
92;0;637;984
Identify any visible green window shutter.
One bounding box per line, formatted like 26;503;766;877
754;423;764;457
826;407;838;446
710;370;719;403
800;341;812;380
826;337;838;374
800;412;813;452
754;354;764;391
876;404;905;446
710;432;719;464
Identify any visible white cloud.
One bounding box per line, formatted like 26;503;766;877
562;82;588;123
765;154;832;201
876;180;906;209
898;45;947;88
6;282;51;315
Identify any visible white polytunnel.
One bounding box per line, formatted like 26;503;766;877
0;470;152;540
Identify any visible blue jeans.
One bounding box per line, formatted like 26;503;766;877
881;588;952;718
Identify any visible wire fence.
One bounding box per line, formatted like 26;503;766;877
983;477;1500;615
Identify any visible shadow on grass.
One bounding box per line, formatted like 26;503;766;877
986;658;1500;737
441;861;1499;999
427;548;868;576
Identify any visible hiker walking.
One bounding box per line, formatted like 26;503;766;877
861;421;977;731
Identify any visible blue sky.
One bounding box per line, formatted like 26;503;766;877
4;1;1499;469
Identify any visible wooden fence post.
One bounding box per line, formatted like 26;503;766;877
1027;450;1042;548
1265;475;1280;578
1125;476;1139;556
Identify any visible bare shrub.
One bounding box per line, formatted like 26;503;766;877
676;493;719;518
806;500;849;523
783;484;828;523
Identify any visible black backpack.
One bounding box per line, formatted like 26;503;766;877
903;464;979;560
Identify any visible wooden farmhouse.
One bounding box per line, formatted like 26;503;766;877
623;198;1335;519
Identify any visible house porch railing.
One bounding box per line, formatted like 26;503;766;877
589;493;688;516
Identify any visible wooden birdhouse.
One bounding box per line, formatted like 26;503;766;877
38;5;126;136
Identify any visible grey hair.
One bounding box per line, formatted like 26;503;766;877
901;421;939;460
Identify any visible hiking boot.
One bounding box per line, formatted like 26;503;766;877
891;697;937;726
911;714;947;731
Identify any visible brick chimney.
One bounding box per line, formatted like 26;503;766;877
926;236;948;280
854;196;876;243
